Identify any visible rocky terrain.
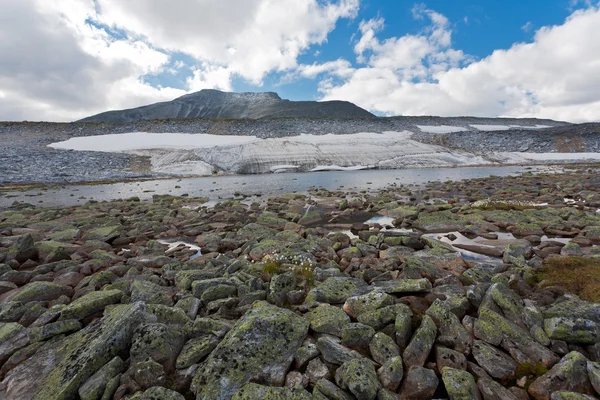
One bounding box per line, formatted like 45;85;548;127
79;90;375;123
2;166;600;399
4;116;600;185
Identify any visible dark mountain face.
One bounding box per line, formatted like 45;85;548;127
78;89;375;122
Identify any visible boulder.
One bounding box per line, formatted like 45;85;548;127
308;304;350;337
78;356;125;400
399;366;439;400
343;291;394;318
2;302;148;400
335;358;381;400
528;352;594;400
59;289;123;321
403;315;437;368
232;382;312;399
441;367;481;400
192;301;308;400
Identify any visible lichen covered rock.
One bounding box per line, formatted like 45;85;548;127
192;301;308;400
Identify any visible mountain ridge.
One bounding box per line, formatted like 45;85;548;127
78;89;375;122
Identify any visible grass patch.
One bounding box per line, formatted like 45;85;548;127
537;256;600;302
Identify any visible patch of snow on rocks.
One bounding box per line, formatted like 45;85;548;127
417;125;468;134
49;132;260;151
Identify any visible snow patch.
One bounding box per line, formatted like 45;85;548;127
49;132;260;151
417;125;468;134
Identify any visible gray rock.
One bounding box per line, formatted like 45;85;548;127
403;315;437;368
139;386;186;400
306;357;331;384
318;335;367;365
544;317;599;345
343;290;394;318
308;304;350;337
2;302;148;400
78;356;125;400
192;301;308;400
29;319;81;342
436;346;467;371
528;351;595;400
371;279;432;294
369;332;400;365
474;308;560;368
550;392;596;400
441;367;481;400
471;340;517;380
176;335;220;369
477;378;520;400
130;323;186;371
314;378;354;400
394;307;413;350
588;361;600;395
232;382;312;399
399;366;439;400
342;323;376;350
377;356;404;391
336;358;381;400
426;299;471;354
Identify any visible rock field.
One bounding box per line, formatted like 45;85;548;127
1;165;600;399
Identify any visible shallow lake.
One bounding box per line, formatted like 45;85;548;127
0;165;549;209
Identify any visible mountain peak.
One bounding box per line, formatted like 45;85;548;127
79;90;374;122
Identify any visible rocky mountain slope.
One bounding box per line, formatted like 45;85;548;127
2;168;600;399
4;116;593;184
78;90;375;122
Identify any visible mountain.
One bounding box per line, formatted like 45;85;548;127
78;90;375;122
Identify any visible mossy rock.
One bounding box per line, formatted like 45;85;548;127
60;289;123;321
232;382;312;400
192;301;309;400
441;367;479;400
138;386;185;400
11;282;72;304
2;302;148;400
308;304;350;337
306;277;369;305
82;225;123;242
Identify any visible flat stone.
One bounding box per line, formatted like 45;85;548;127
60;289;123;321
471;340;517;380
29;319;81;342
372;278;432;294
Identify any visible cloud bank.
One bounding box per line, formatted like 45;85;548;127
0;0;599;122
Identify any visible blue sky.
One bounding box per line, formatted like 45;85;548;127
143;0;588;100
1;0;599;121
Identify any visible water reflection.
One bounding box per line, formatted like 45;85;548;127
1;165;545;209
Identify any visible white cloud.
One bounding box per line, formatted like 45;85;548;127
0;0;359;121
319;4;600;122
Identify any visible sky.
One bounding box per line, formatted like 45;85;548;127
1;0;600;122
